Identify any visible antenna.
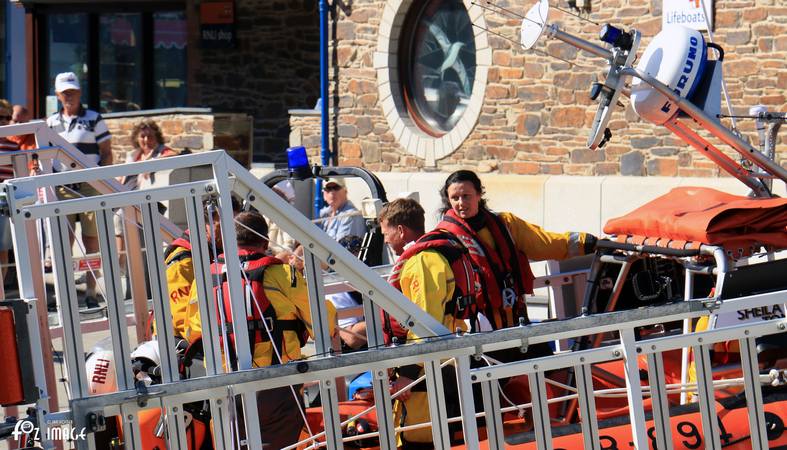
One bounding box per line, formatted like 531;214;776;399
519;0;549;50
517;0;640;149
470;23;586;69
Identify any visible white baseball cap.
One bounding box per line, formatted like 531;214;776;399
55;72;81;93
323;177;346;190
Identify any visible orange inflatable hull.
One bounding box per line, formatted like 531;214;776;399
306;350;782;450
475;387;787;450
110;407;210;450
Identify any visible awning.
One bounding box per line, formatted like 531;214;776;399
154;17;187;49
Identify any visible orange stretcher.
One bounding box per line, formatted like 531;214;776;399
603;187;787;255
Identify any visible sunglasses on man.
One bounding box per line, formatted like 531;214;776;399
323;184;343;192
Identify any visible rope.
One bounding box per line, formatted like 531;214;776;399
235;239;316;439
205;202;242;445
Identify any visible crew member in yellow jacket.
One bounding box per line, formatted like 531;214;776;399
379;198;472;446
184;211;337;449
162;235;194;339
160;202;231;340
183;211;337;367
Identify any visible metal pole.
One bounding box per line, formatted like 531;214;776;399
317;0;331;218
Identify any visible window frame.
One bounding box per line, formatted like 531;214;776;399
398;0;477;137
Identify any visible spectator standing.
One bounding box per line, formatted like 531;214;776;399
118;119;177;190
46;72;113;308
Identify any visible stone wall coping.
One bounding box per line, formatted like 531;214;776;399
289;109;322;117
104;107;213;119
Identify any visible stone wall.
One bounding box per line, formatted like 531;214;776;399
298;0;786;176
186;0;321;164
289;109;323;163
105;113;214;163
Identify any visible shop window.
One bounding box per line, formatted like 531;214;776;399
153;11;187;108
42;8;186;115
400;0;477;136
47;13;89;112
100;14;143;112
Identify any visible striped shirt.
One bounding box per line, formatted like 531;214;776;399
46;106;111;168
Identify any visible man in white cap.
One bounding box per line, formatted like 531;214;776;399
46;72;113;309
318;177;366;242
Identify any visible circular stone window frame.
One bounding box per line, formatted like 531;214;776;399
375;0;491;166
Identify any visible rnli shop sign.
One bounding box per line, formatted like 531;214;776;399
662;0;713;31
201;1;236;48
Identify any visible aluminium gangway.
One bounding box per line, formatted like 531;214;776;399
2;142;786;450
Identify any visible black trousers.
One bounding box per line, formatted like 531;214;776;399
236;385;305;449
257;385;304;449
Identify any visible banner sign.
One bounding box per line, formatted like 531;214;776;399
200;1;236;49
662;0;714;31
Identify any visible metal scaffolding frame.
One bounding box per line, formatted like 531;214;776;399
2;146;785;449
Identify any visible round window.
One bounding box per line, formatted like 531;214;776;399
400;0;477;136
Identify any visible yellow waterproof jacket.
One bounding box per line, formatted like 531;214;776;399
479;212;592;261
399;249;466;341
164;245;194;338
395;249;465;443
184;262;337;367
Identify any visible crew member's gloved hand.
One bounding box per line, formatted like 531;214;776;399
175;337;189;355
584;233;598;254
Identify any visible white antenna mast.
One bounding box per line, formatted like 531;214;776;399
698;0;739;135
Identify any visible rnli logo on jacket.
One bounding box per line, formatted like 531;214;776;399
170;286;191;301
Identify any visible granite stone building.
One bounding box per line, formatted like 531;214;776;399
11;0;786;173
291;0;786;177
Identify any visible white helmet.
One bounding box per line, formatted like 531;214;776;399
130;340;161;367
86;349;117;395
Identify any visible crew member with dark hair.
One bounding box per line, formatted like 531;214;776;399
185;211;337;449
438;169;597;355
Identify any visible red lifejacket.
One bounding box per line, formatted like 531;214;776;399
384;231;479;345
437;209;535;328
212;250;306;368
